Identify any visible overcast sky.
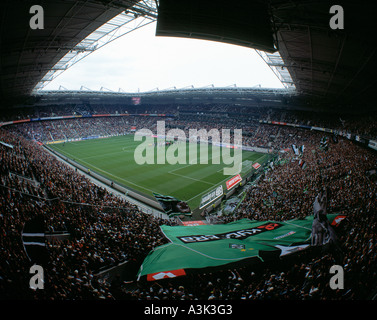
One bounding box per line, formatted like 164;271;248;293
43;21;284;92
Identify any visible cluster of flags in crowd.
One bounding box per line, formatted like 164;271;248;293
291;134;335;171
291;144;303;156
311;188;339;246
291;144;306;170
320;136;329;151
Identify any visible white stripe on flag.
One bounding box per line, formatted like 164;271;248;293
23;242;46;246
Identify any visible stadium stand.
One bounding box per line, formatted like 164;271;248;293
1;105;376;300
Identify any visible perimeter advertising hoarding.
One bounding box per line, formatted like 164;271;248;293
199;185;223;209
226;174;242;190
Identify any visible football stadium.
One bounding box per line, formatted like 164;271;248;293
1;0;377;305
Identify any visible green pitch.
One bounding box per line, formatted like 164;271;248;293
48;135;269;212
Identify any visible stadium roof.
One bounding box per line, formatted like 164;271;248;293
1;0;376;112
0;0;156;105
31;86;296;112
271;1;377;109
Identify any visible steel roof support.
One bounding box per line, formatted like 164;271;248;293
32;0;157;93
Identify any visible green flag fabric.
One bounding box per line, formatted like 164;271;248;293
138;214;344;281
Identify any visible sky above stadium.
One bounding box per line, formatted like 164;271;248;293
43;22;285;92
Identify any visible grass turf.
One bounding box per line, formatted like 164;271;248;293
48;135;269;212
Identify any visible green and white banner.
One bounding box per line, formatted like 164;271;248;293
137;214;344;281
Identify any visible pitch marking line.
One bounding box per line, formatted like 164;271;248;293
168;172;215;186
185;153;268;203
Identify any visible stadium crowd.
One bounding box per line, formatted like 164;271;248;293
2;102;377;141
0;129;175;299
1;104;377;300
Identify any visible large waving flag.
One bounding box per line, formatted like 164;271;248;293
137;214;345;281
311;189;339;246
22;215;49;265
